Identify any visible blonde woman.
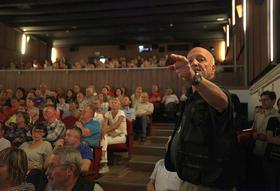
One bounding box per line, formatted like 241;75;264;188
99;98;127;173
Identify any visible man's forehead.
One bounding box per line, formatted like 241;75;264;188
187;47;211;58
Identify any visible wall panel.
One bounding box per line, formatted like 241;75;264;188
0;68;244;95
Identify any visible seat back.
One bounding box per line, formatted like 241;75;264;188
84;146;102;181
61;115;78;129
107;119;133;159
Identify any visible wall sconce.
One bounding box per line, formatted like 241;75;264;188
232;0;236;26
21;34;26;55
236;4;243;18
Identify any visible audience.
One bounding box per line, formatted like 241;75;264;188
5;55;168;71
5;83;280;191
147;159;182;191
44;147;103;191
100;98;127;173
161;88;179;122
76;104;101;148
5;111;32;147
134;92;154;142
0;122;11;151
19;122;52;171
131;86;142;108
0;147;35;191
56;128;93;174
149;84;162;121
121;96;136;122
249;91;279;191
264;114;280;191
43;105;66;144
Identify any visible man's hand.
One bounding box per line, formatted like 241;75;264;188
55;139;65;147
75;121;83;129
168;54;195;82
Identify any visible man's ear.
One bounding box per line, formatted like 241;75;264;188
67;164;76;176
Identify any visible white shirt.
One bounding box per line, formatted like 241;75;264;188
105;110;127;136
135;102;154;116
93;112;104;125
164;94;179;105
150;159;182;191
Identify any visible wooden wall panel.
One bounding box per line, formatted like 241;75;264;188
247;0;269;83
0;23;48;69
0;69;243;94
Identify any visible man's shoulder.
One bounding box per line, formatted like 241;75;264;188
77;144;91;152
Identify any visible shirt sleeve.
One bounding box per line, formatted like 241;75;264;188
150;159;163;180
266;117;279;132
80;145;93;160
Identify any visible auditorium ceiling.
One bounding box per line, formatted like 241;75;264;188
0;0;231;47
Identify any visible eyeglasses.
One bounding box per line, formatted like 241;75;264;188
32;129;44;134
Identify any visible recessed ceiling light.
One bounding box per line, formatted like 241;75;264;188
217;17;225;21
169;23;174;27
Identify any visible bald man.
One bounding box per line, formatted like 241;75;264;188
165;47;242;191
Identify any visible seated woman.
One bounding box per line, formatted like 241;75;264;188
19;122;52;170
0;147;35;190
5;111;32;147
100;98;127;173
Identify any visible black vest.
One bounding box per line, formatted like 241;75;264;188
165;88;243;188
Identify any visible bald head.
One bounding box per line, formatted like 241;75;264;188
187;47;216;79
187;47;215;66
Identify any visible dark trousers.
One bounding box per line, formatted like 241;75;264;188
263;160;280;191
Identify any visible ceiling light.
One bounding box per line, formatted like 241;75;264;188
169;23;174;27
217;17;225;21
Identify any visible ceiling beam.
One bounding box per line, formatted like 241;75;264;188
1;5;227;23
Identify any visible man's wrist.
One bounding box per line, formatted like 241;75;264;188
192;72;202;86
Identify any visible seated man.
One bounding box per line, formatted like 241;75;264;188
92;99;105;125
56;127;93;173
121;96;135;123
134;92;154;142
100;98;127;173
43;105;66;145
161;88;179;122
45;147;103;191
147;159;183;191
75;104;101;148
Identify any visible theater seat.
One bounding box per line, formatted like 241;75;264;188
107;119;133;159
84;146;102;181
61;115;78;129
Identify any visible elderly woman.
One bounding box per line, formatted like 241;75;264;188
19;122;52;170
0;147;35;191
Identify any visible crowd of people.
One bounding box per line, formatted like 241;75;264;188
5;55;168;70
0;81;188;190
1;46;279;191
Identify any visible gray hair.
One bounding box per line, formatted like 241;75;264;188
52;146;82;176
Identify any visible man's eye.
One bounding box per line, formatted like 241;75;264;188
197;57;206;62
